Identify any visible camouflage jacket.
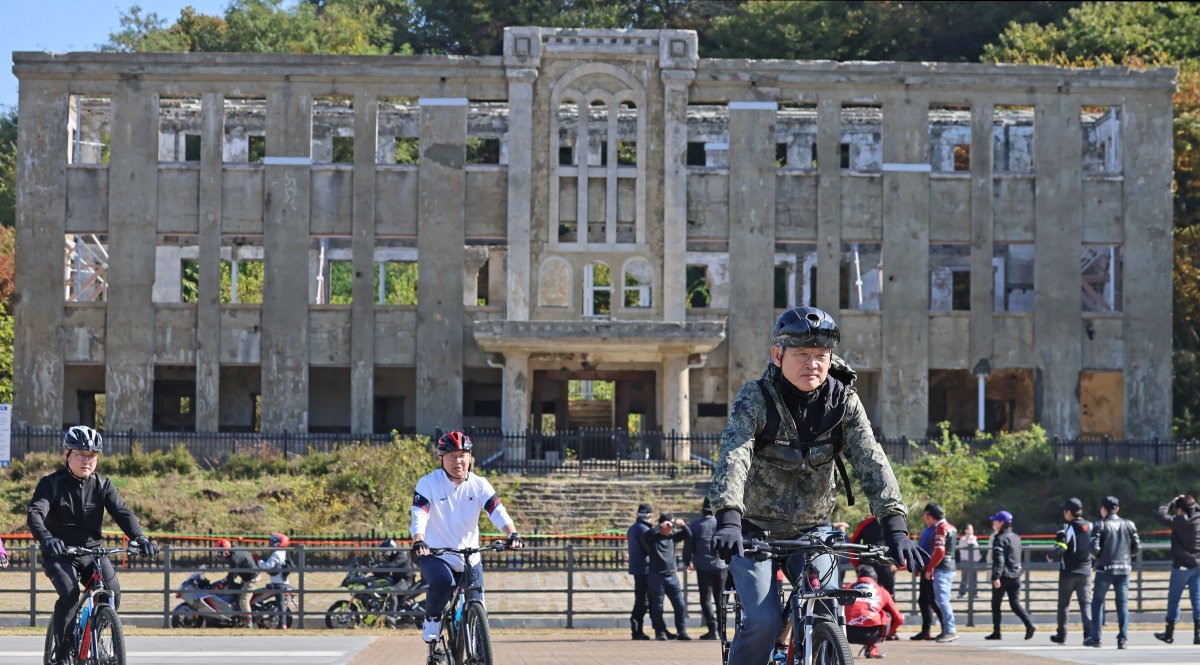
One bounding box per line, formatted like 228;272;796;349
707;357;907;535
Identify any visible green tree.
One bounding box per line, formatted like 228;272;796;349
984;1;1200;437
0;108;16;229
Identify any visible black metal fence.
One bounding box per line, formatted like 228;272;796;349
8;427;1198;473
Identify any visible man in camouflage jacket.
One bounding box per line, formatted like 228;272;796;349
707;306;927;665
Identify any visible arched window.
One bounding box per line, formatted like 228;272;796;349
583;261;612;318
622;258;652;309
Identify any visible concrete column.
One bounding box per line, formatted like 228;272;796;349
661;71;693;322
260;84;313;433
1121;90;1174;438
350;93;378;434
415;98;467;433
104;81;160;431
879;94;930;437
968;100;995;387
504;69;536;321
502;352;530;461
13;80;68;429
194;93;223;432
726;102;777;402
815;97;843;314
660;353;691;460
1033;94;1082;439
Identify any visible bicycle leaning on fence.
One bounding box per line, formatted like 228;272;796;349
718;534;894;665
425;540;510;665
44;544;156;665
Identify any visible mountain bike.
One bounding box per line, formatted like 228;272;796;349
43;544;154;665
425;540;508;665
717;533;893;665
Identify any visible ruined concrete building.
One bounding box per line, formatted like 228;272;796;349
12;28;1174;453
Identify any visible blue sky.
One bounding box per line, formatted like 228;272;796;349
2;0;234;110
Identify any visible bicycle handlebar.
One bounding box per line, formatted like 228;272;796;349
62;545;154;559
427;540;509;556
743;538;894;566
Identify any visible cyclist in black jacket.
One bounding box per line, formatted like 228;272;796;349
1046;497;1093;645
1153;491;1200;645
27;426;159;665
1086;495;1140;649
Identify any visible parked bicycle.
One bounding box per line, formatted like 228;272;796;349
425;541;508;665
43;544;154;665
325;556;427;629
718;534;893;665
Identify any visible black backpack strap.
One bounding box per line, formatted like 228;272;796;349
755;379;780;450
831;425;854;507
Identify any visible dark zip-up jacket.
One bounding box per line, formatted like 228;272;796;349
1090;514;1140;574
991;528;1023;580
683;515;727;572
223;549;261;585
1048;518;1092;575
27;468;143;552
1154;503;1200;569
626;517;653;576
642;523;691;574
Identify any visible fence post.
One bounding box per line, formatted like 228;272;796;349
965;546;975;627
163;540;172;624
566;544;575;629
1022;547;1030;620
1136;547;1143;613
29;543;37;627
297;544;306;629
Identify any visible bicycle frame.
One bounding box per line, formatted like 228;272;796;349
425;541;506;665
52;547;131;665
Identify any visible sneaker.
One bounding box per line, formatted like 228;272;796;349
910;631;932;641
864;643;883;659
677;632;692;641
984;631;1001;640
934;632;958;643
699;631;719;641
632;631;651;641
1082;637;1101;648
422;618;442;643
1117;638;1126;650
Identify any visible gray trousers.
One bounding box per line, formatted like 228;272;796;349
1056;572;1092;636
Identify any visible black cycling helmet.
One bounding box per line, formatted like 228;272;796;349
64;425;103;453
380;538;397;549
772;306;840;349
436;431;473;454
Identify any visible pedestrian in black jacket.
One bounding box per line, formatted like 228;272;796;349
1046;497;1093;645
626;503;654;640
684;498;727;640
642;513;691;640
1153;491;1200;645
985;511;1034;641
1087;496;1140;649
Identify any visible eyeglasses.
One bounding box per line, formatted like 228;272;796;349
786;349;832;365
72;452;100;462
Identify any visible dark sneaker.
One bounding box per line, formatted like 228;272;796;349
632;631;651;641
677;632;692;641
984;631;1001;640
699;631;719;641
910;632;932;641
1117;638;1126;650
1050;631;1066;645
1082;637;1101;648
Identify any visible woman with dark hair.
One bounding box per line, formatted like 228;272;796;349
986;510;1035;640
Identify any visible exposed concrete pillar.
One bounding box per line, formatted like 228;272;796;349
726;102;778;403
661;71;693;322
815;96;843;314
968;99;996;409
13;80;68;429
194;93;223;432
879;93;930;437
502;352;530;461
350;93;378;434
1121;90;1174;438
487;248;508;307
661;352;691;461
415;97;467;434
260;84;312;433
105;81;159;431
1033;94;1082;439
503;66;537;321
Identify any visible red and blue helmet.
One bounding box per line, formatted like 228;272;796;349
436;431;473;454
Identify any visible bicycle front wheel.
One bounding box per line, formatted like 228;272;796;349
43;622;59;665
462;601;493;665
92;605;127;665
808;619;853;665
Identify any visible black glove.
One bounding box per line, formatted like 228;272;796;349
712;508;744;564
506;532;524;550
43;537;67;558
412;540;430;559
882;514;928;574
134;536;159;557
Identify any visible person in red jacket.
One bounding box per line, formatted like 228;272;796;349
844;566;903;659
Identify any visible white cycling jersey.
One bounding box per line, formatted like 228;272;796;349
259;549;288;584
411;469;513;571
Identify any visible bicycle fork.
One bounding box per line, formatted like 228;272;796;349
76;596;95;662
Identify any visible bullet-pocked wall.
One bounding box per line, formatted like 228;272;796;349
12;30;1174;443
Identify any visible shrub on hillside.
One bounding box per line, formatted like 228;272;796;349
98;444;197;476
326;434;431;527
216;450;289;479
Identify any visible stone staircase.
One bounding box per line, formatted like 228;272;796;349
490;476;712;535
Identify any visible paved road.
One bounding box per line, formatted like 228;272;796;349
0;635;374;665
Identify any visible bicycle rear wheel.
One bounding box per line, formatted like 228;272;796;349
462;601;493;665
807;619;853;665
717;579;741;665
92;605;127;665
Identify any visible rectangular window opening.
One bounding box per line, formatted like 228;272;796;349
222;98;267;163
219;235;265;304
64;234;109;302
687;142;707;166
313;97;354;164
375;260;418;306
377;97;419;165
1082;106;1121;175
152;234;200;304
841;103;882;171
686;265;711;309
68;95;113;165
184;134;202;162
775;142;788;168
467;137;501;164
993;105;1035;174
930;244;971;312
617;141;637;166
992;244;1034;312
928;104;971;172
158;97;203;162
1082;245;1123;313
840;243;882;311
